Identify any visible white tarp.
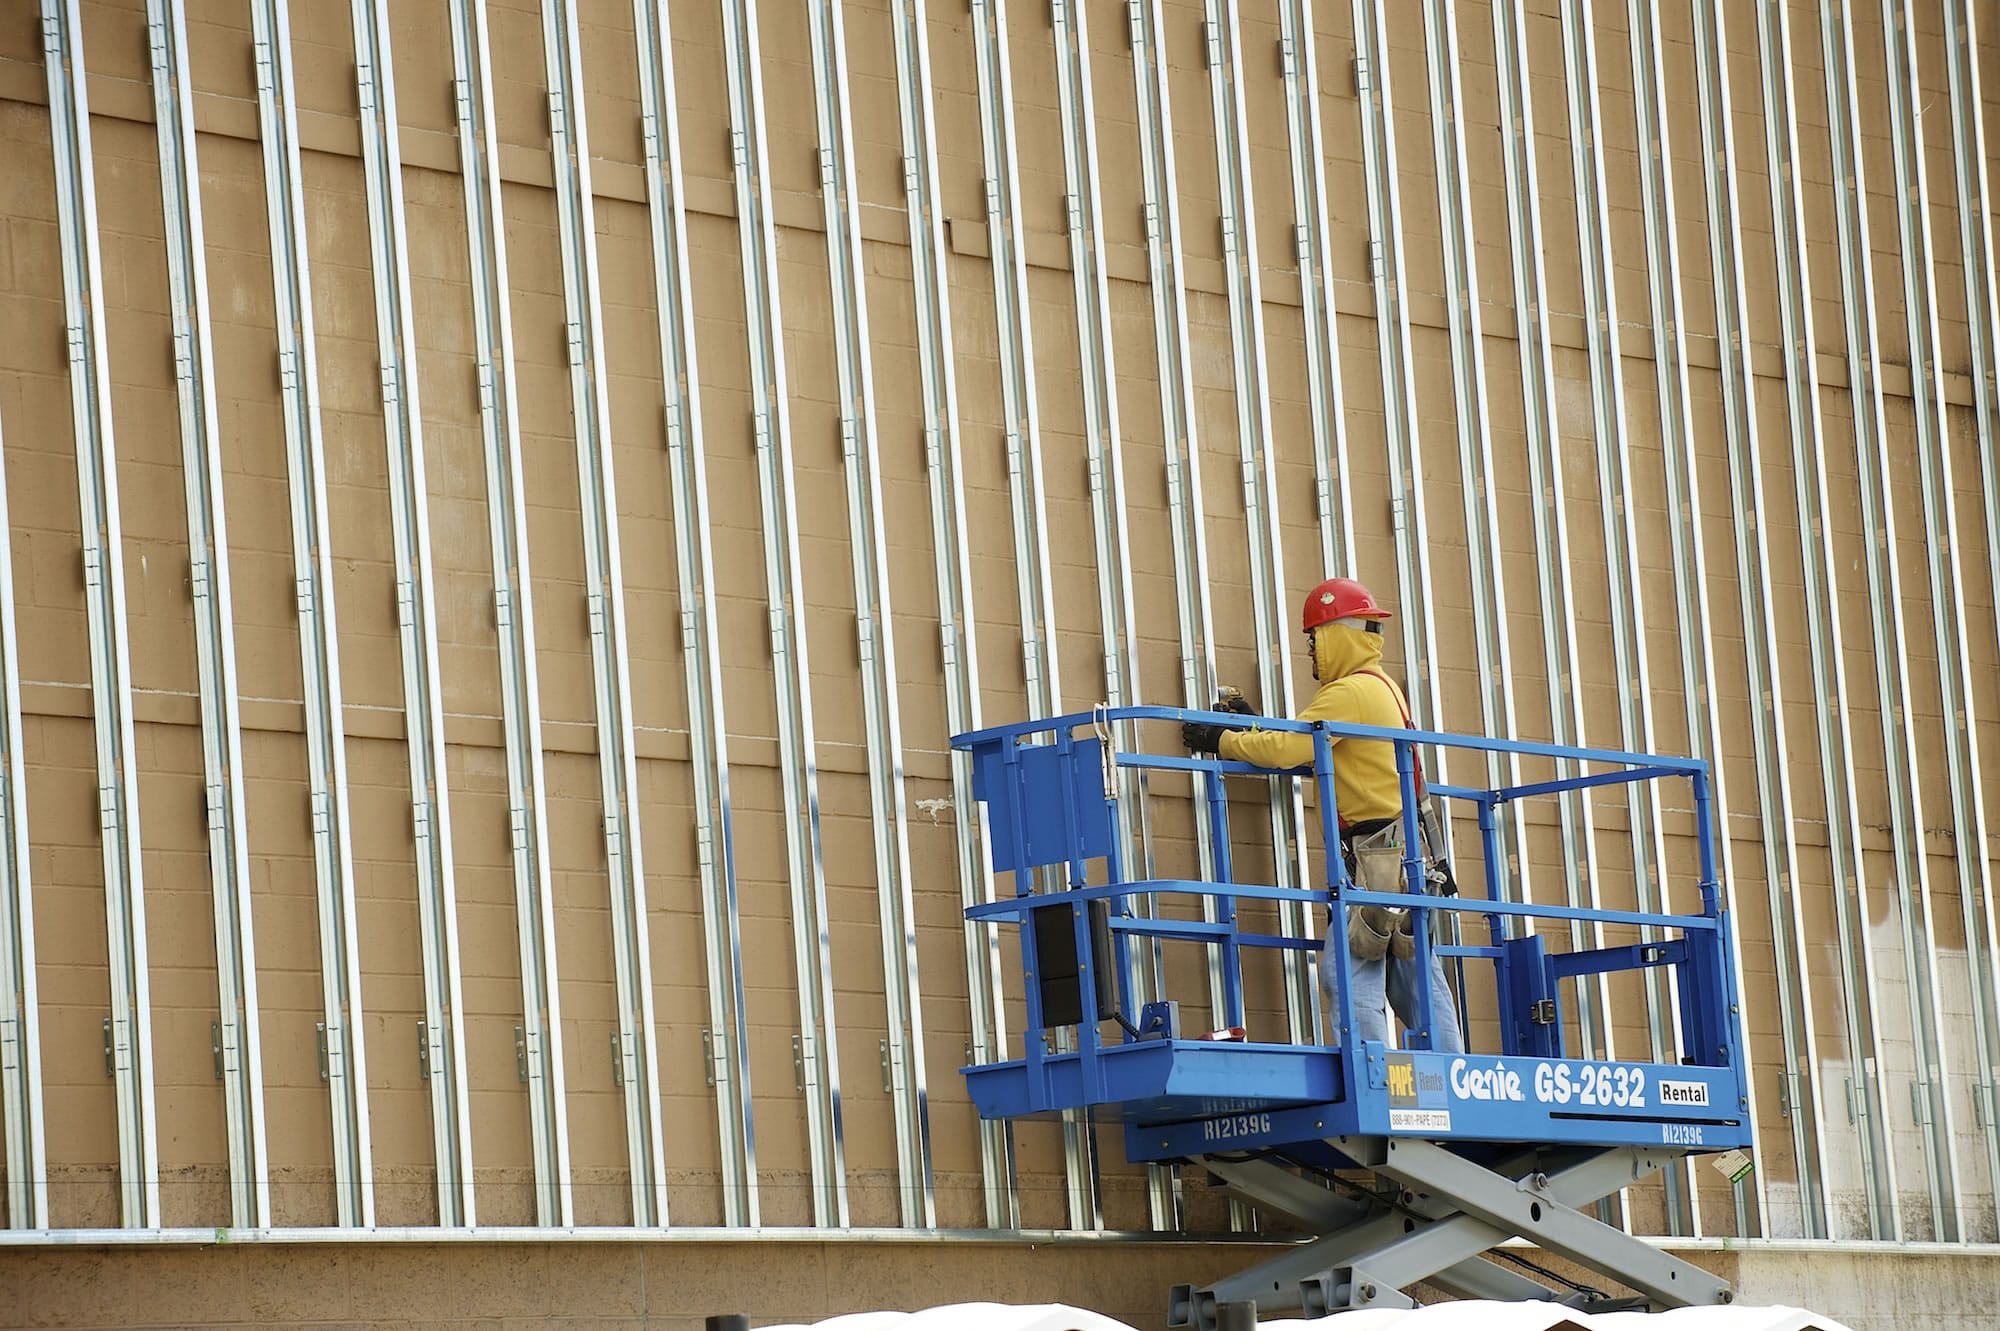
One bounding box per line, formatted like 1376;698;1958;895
757;1303;1856;1331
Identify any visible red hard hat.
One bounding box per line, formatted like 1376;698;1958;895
1301;576;1392;632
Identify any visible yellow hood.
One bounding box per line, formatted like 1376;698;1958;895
1314;623;1384;684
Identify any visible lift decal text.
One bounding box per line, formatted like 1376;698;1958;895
1201;1112;1272;1142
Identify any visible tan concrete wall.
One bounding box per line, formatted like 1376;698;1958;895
0;1237;1292;1331
0;0;1997;1317
2;1238;1996;1330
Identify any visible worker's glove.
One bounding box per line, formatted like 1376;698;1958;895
1185;686;1256;753
1182;720;1228;754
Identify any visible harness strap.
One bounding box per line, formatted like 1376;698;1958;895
1358;667;1425;798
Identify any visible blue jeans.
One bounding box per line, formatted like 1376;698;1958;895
1322;917;1465;1053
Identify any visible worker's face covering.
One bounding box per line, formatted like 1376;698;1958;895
1310;623;1384;683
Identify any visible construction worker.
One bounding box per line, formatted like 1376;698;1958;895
1182;576;1465;1055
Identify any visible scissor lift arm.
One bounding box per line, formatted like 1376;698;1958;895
1174;1138;1730;1324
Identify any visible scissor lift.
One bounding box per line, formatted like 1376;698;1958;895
953;706;1751;1324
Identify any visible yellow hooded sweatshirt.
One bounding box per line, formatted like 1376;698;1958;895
1217;624;1412;827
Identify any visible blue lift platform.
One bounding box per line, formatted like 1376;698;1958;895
953;705;1751;1322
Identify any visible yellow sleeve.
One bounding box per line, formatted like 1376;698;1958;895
1216;679;1361;770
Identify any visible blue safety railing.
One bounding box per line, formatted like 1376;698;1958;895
952;704;1745;1131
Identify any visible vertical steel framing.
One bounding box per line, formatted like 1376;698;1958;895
1276;0;1355;575
1127;0;1229;1035
1555;2;1688;1233
1345;10;1469;1084
1349;0;1443;734
1945;3;2000;710
1488;0;1610;1064
1050;0;1141;836
447;0;570;1226
1623;0;1768;1240
40;0;160;1229
0;410;45;1231
1819;0;1924;1243
1554;0;1666;1033
539;0;670;1228
1415;0;1525;908
1878;0;1984;1238
1048;0;1176;1229
805;0;935;1228
1750;0;1887;1240
967;1;1064;728
629;0;754;1228
249;0;373;1229
1938;0;2000;1225
349;0;474;1228
143;0;270;1230
889;0;1017;1230
1051;0;1142;727
1200;0;1317;1043
1275;0;1366;1051
968;0;1095;1230
1688;0;1826;1239
716;0;835;1230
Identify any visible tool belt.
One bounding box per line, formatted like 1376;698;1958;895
1342;800;1457;963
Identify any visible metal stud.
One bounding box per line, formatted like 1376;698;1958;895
144;0;270;1230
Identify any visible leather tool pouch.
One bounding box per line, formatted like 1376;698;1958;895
1346;823;1415;961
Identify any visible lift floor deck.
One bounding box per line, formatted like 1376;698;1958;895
953;706;1752;1324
